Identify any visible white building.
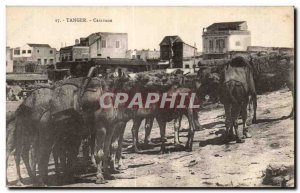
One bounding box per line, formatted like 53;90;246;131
6;47;13;73
12;43;57;65
202;21;251;59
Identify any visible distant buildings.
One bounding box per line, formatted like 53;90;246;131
202;21;251;59
60;32;128;62
6;47;13;73
59;42;89;62
159;35;197;68
12;43;57;65
126;49;160;61
6;21;254;77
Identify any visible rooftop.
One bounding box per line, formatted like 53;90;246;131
92;58;149;66
159;36;184;46
207;21;247;31
27;43;51;48
160;35;196;49
6;73;48;81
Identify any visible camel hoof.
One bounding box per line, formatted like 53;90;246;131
243;132;252;138
159;150;165;155
130;146;141;153
95;178;107;184
110;168;121;174
223;134;232;143
15;180;24;186
236;138;245;143
37;182;47;187
144;141;155;147
195;125;204;131
116;164;126;171
246;120;252;126
174;142;184;148
103;173;116;180
185;145;193;152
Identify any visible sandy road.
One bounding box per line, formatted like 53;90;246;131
7;88;294;187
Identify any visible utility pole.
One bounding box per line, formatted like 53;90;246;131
193;42;196;73
169;36;179;69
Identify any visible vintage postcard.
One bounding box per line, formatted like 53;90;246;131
6;6;295;188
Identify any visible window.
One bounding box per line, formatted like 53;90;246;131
116;41;120;48
27;50;32;54
216;39;226;52
44;59;47;64
22;50;26;54
14;50;20;55
37;49;39;53
209;40;213;50
101;40;106;48
97;40;100;49
50;50;53;54
216;40;220;49
49;59;54;64
220;39;225;49
37;59;41;64
236;41;241;46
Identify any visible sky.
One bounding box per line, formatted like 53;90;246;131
6;6;294;51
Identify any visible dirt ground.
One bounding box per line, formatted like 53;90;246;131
6;88;295;187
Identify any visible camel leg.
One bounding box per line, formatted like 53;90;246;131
232;104;244;143
22;142;36;183
90;128;96;166
185;110;196;152
289;89;294;119
252;94;257;123
246;96;253;126
52;144;60;175
37;112;53;187
65;136;80;183
242;100;252;138
174;115;182;145
131;117;142;153
14;151;23;186
224;103;232;142
193;111;203;131
93;118;106;184
109;122;124;174
29;134;38;177
82;113;94;163
102;123;117;180
156;117;166;154
6;125;15;185
116;122;127;170
14;119;24;186
6;149;13;185
144;117;154;145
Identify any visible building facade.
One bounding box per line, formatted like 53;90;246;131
160;36;197;68
60;45;89;62
60;32;128;61
202;21;251;59
12;43;57;65
6;47;13;73
126;49;160;61
88;32;128;59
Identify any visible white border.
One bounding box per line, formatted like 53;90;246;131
1;1;298;193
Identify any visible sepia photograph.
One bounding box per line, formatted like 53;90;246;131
5;6;295;188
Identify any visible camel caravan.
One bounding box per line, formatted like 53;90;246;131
6;51;294;186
